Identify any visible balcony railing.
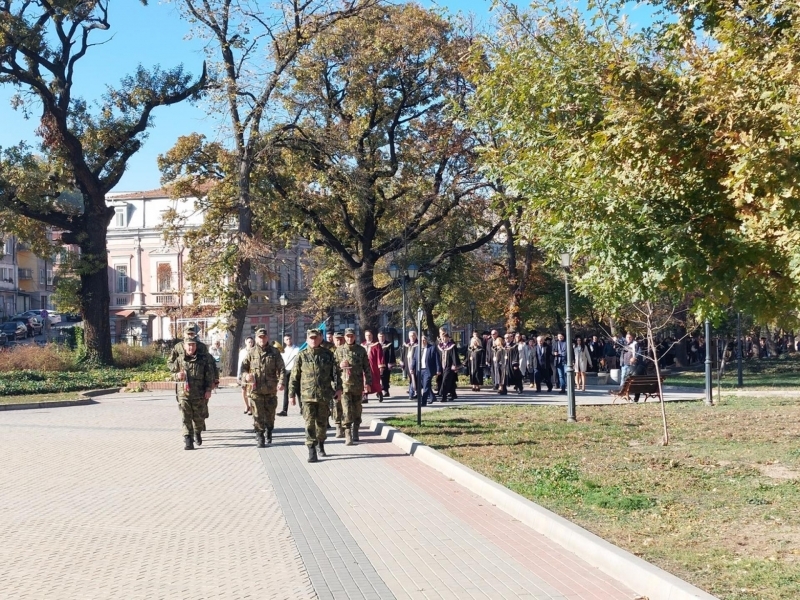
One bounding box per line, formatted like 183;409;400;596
113;295;131;306
155;295;177;305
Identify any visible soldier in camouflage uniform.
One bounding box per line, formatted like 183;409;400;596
289;329;342;463
169;335;216;450
169;322;219;424
240;327;285;448
334;327;372;445
331;331;346;438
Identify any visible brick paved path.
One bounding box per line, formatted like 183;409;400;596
0;386;648;599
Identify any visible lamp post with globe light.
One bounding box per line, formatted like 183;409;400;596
561;253;577;423
388;262;419;352
279;293;288;338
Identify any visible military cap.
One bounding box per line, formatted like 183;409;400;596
184;334;198;344
307;328;321;337
255;327;267;337
334;331;344;339
344;327;356;335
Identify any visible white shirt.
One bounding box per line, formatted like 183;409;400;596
282;345;299;372
237;347;251;379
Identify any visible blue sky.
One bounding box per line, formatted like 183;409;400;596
0;1;656;191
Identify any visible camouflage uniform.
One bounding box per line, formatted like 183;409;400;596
240;332;285;447
169;323;219;420
289;329;342;462
169;336;216;449
331;332;346;436
333;328;372;445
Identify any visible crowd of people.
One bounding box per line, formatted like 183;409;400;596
167;322;796;457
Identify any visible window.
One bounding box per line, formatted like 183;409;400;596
41;296;48;310
18;268;33;280
39;269;45;285
3;238;11;256
157;262;173;293
0;267;12;283
114;207;127;227
47;269;53;286
115;265;128;293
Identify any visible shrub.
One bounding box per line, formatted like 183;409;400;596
112;344;161;369
0;343;77;373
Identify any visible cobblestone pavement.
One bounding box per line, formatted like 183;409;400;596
0;386;650;599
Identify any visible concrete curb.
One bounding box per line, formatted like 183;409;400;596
0;399;97;411
370;418;719;600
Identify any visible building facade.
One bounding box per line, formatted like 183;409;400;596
104;189;312;345
0;235;54;320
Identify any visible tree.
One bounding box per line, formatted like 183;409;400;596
0;1;205;363
260;3;500;333
163;0;374;375
470;0;797;326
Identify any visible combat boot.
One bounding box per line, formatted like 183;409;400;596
184;435;194;450
318;441;327;457
307;444;318;463
352;423;360;442
256;431;266;448
336;424;345;438
344;427;354;446
267;427;273;445
194;431;202;446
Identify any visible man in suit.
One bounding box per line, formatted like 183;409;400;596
411;335;442;405
551;333;567;393
532;335;553;393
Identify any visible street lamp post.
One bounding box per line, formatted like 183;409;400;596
279;293;288;338
561;253;577;423
737;311;743;388
704;318;713;405
388;262;419;355
469;300;476;340
416;305;423;426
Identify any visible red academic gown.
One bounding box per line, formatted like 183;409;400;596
362;341;384;394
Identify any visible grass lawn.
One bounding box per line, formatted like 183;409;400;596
387;395;800;600
0;392;82;405
667;355;800;389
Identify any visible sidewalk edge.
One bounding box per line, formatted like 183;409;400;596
0;399;96;411
370;418;719;600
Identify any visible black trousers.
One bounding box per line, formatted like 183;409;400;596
282;370;301;412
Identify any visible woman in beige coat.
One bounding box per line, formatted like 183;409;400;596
573;337;593;391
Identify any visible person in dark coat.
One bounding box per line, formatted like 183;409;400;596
438;332;461;401
377;331;396;398
411;335;441;405
467;333;485;391
503;332;524;394
531;335;553;393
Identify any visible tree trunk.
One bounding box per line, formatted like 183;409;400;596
353;265;381;335
673;324;690;367
223;158;255;376
76;205;114;364
608;316;617;338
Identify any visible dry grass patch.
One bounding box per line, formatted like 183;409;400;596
0;343;77;372
388;395;800;600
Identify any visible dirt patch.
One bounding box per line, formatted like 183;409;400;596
758;463;800;480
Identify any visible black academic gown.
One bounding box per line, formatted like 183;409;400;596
467;346;485;385
439;342;461;400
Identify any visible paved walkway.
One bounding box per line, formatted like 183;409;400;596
0;384;691;599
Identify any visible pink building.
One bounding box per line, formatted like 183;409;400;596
105;189;311;345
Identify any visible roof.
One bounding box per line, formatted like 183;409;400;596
107;189;169;201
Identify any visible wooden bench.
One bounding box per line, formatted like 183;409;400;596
609;375;664;404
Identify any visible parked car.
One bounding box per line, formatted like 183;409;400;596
0;331;7;347
1;321;27;341
19;309;61;325
12;315;42;337
64;313;82;322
